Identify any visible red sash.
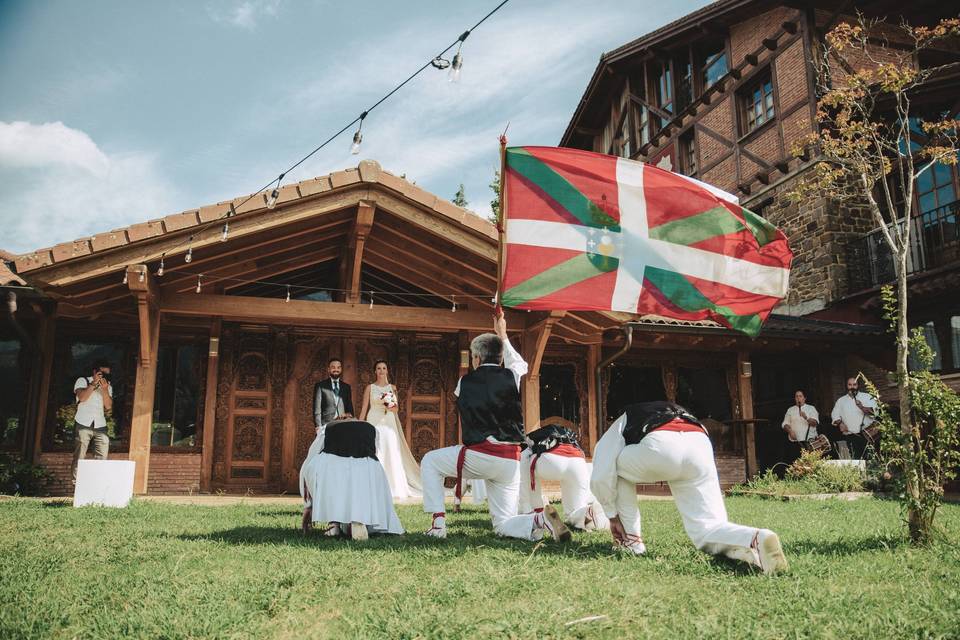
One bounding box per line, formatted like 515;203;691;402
529;444;585;490
652;417;707;434
455;441;521;502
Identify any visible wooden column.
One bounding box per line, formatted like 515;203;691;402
29;309;56;463
585;343;600;456
736;350;758;479
127;265;160;494
521;311;566;432
199;318;222;492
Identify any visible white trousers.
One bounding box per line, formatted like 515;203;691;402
616;431;761;564
421;445;539;540
519;450;609;530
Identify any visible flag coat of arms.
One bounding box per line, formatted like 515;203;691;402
500;146;793;336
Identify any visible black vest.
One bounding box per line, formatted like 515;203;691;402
525;425;583;455
621;401;706;446
322;419;378;460
457;366;524;446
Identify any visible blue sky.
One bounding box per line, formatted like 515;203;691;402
0;0;709;254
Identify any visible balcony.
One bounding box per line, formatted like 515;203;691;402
849;199;960;291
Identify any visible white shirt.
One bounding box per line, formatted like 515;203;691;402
831;392;876;434
589;412;629;519
453;337;528;397
782;404;819;442
74;376;112;429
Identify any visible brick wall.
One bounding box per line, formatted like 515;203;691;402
37;451;201;496
775;39;810;111
730;6;797;66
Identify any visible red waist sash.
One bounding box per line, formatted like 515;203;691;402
652;417;707;434
529;444;585;490
455;441;522;502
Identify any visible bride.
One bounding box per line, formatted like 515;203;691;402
360;360;422;500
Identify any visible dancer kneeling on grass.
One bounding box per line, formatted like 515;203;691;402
300;417;404;540
590;401;789;575
420;310;570;542
519;425;609;532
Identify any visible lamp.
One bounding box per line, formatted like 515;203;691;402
740;361;753;378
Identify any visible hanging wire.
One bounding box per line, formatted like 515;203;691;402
124;0;512;274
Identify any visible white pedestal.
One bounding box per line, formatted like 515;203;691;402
73;460;136;508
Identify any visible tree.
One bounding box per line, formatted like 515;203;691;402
488;169;501;224
790;15;960;543
452;184;468;208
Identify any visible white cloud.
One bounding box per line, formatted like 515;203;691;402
207;0;281;30
0;121;178;253
0;121;110;175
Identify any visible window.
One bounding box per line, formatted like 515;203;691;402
917;162;958;214
652;60;673;128
699;42;728;90
741;73;775;134
635;104;651;148
677;366;732;422
606;365;666;425
680;132;697;176
152;344;203;447
908;321;942;371
539;364;581;425
952;316;960;370
675;58;694;112
0;338;27;450
47;339;131;448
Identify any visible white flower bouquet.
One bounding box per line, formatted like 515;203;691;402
380;389;398;409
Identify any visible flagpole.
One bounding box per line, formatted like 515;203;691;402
495;128;508;315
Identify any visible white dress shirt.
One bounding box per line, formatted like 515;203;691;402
782;404;819;442
74;376;112;429
831;392;876;434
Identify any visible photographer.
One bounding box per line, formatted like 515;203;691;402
71;360;113;483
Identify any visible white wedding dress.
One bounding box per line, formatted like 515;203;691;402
366;383;422;500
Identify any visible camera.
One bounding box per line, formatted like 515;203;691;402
98;371;112;383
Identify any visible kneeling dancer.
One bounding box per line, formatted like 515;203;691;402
420;311;569;541
300;417;404;540
519;424;609;531
591;401;788;574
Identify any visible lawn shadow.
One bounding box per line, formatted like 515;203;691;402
40;499;72;508
789;534;904;556
254;509;301;517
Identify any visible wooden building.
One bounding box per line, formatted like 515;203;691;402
1;158;892;494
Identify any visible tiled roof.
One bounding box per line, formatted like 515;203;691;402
625;313;885;338
0;250;26;286
14;160;496;275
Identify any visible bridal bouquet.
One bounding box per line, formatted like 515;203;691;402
380;390;398;409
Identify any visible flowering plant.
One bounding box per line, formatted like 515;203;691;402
380;390;398;409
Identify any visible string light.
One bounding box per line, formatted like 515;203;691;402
196;274;203;294
451;296;457;313
185;239;193;264
351;112;367;155
369;291;374;310
138;267;146;283
285;285;291;303
267;174;285;209
157;255;165;277
449;41;465;82
220;221;229;242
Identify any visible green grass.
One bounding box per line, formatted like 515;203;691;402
1;497;959;639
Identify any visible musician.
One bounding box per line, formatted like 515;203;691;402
830;377;876;459
782;390;820;462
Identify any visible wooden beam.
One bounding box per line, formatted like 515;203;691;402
340;201;376;303
127;265;159;366
199;318;221;493
30;312;56;463
129;296;160;495
160;292;522;332
736;350;758;479
521;311;566;432
586;343;600;456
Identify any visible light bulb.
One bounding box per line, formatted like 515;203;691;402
122;271;128;285
369;293;373;310
285;286;291;303
448;52;462;82
185;246;193;263
267;187;280;209
221;222;229;242
157;258;165;277
138;268;145;283
195;275;202;294
451;297;457;313
351;130;362;155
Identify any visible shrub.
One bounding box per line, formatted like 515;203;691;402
0;453;50;496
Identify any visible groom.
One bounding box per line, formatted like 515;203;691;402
314;357;354;429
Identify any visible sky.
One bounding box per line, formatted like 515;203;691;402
0;0;711;254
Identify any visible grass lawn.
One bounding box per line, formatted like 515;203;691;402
2;497;959;639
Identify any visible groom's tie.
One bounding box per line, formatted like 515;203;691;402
333;381;341;416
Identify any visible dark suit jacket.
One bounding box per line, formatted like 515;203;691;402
313;378;354;427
